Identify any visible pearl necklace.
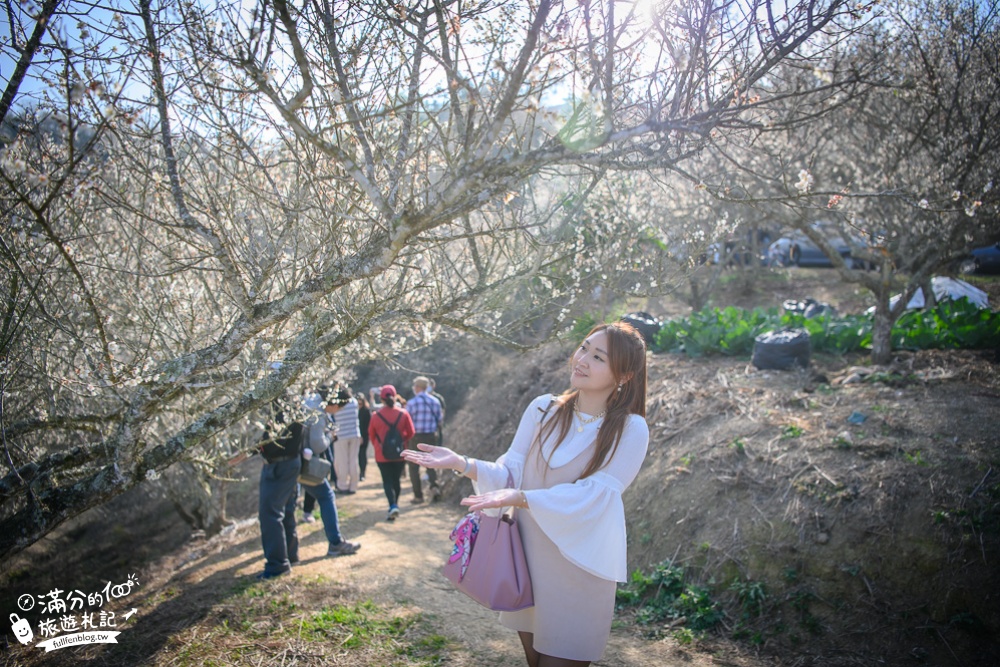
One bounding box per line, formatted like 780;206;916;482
574;403;606;433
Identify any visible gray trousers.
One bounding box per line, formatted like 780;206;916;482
407;432;438;500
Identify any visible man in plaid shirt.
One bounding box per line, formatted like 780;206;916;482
406;376;444;502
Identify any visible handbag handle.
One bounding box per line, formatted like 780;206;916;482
488;468;519;528
482;468;517;547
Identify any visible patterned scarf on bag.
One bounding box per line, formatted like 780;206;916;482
448;513;480;578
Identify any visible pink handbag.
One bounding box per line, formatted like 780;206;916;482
442;509;533;611
442;470;533;611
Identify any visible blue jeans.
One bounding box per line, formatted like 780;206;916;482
302;478;345;546
259;457;300;575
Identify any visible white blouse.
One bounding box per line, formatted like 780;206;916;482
473;394;649;582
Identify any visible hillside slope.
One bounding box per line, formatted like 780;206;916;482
440;341;1000;666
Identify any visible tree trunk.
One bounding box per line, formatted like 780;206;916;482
871;306;894;365
687;274;709;311
921;276;937;309
164;461;232;537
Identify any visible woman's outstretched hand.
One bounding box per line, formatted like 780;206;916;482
401;442;461;470
460;489;526;511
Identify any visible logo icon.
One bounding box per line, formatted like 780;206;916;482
10;613;33;645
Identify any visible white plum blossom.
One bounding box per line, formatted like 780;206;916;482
70;81;87;103
795;169;814;194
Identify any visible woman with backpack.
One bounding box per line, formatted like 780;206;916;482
368;384;416;522
403;322;649;667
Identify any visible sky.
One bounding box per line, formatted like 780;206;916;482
1;2;131;115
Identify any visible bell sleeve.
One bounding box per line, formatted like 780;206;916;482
523;415;648;582
472;394;554;495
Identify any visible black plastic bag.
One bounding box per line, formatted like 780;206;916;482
782;298;837;319
620;312;662;345
752;329;811;370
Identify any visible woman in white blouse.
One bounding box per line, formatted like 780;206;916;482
403;322;649;667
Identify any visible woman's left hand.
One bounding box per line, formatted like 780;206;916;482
401;442;461;470
460;488;526;512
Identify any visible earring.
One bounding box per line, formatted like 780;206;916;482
617;384;623;392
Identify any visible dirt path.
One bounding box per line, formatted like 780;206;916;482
139;470;771;667
1;462;776;667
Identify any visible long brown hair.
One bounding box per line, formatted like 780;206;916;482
535;321;648;479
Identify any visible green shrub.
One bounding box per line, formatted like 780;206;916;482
730;578;768;617
651;299;999;357
653;306;776;356
616;560;722;634
570;312;600;340
893;298;1000;350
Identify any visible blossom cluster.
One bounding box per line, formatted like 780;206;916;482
795;169;814;195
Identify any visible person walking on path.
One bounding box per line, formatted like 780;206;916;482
330;387;363;494
357;395;372;481
301;387;361;557
428;377;446;445
250;392;304;580
403;322;650;666
369;385;416;522
405;376;444;502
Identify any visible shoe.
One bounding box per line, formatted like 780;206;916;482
255;569;290;580
410;497;424;504
327;540;361;557
301;514;315;524
288;556;300;565
386;506;400;522
359;476;365;481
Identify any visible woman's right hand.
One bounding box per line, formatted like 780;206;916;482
401;442;462;471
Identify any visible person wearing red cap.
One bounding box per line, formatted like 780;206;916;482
368;385;416;521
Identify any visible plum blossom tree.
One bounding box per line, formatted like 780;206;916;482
830;0;1000;364
693;0;1000;364
1;0;872;557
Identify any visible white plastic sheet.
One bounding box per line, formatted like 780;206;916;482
865;277;990;313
